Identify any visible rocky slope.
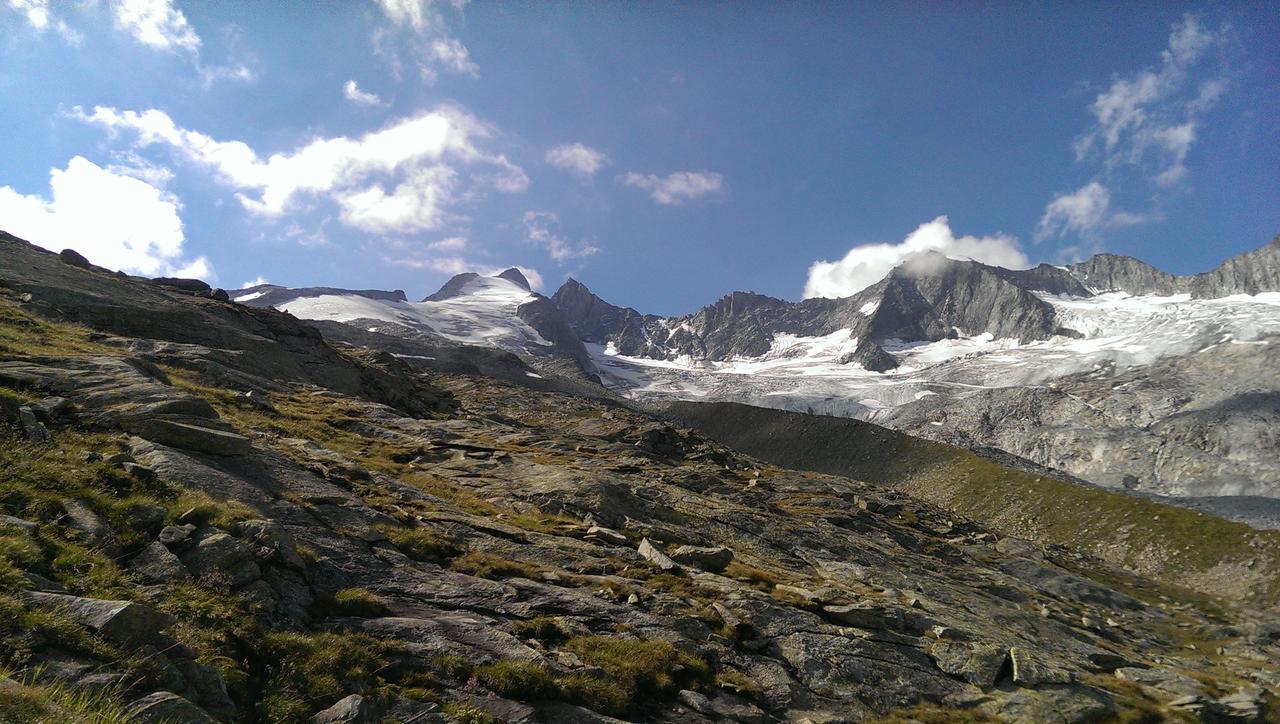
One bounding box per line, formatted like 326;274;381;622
3;233;1280;722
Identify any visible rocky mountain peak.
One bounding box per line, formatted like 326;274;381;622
422;272;481;302
497;267;532;291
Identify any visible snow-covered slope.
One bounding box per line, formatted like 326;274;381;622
591;291;1280;416
237;273;555;355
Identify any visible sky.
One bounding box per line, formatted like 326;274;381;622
1;1;1277;315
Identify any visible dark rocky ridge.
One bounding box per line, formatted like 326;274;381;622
1067;235;1280;297
555;255;1070;365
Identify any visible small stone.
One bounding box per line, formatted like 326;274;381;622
637;538;679;571
105;452;135;465
626;593;640;604
159;524;197;546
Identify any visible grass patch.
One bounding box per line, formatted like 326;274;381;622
309;588;390;619
380;526;460;564
472;660;559;700
448;552;544;580
0;297;117;358
441;702;498;724
0;667;128;723
561;635;712;717
258;630;430;723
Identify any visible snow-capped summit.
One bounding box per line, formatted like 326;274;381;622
237;270;551;355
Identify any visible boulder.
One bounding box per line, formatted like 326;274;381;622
637;538;679;571
124;691;215;723
133;419;251;456
669;544;734;572
0;514;38;533
312;694;381;723
1010;646;1072;686
821;602;901;630
130;541;190;583
60;500;113;546
17;406;51;444
58;248;91;268
928;640;1008;687
585;524;629;546
179;531;258;584
22;592;174;649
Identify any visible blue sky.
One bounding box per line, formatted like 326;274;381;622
1;1;1277;315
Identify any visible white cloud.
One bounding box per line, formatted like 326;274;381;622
803;216;1028;299
388;253;545;291
619;170;724;205
1038;15;1229;247
241;275;269;288
110;0;201;53
343;80;384;106
428;38;477;76
6;0;80;41
200;63;256;88
0;156;210;279
426;236;466;251
1074;14;1228;184
74;104;527;233
545;143;608;178
522;211;600;262
375;0;478;81
1035;182;1110;242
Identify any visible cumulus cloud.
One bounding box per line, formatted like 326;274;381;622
111;0;201;53
522;211;600;262
73;104;528;234
0;155;209;278
619;170;724;205
545;143;608;178
803;216;1028;299
241;275;269;288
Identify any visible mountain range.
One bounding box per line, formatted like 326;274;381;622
4;228;1280;723
235;235;1280;514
